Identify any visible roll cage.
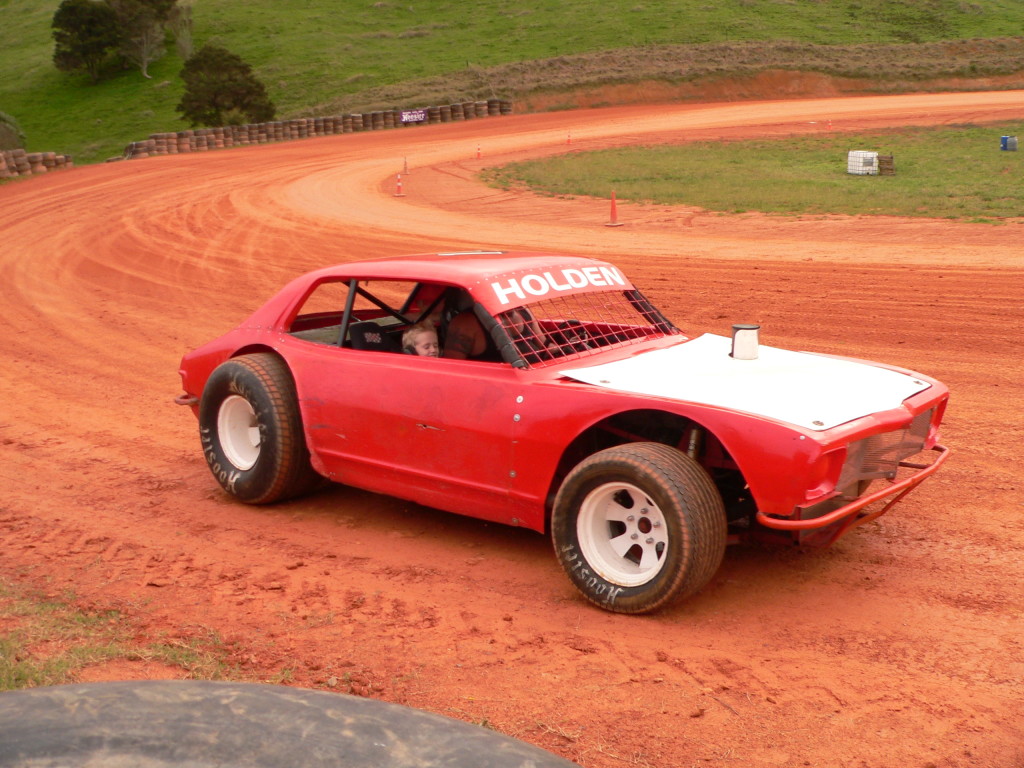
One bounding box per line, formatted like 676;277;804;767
288;277;683;368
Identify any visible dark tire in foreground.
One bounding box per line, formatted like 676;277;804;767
198;353;319;504
552;442;727;614
0;681;580;768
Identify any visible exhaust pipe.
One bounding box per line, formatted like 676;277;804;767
731;324;760;360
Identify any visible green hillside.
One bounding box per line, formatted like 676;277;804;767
2;0;1024;163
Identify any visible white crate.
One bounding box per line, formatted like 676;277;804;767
847;150;879;175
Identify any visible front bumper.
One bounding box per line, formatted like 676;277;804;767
755;444;949;545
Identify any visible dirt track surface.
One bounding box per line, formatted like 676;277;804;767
2;91;1023;767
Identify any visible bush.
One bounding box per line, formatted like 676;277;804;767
0;111;26;150
176;44;276;127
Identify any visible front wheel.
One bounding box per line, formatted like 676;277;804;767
198;353;319;504
552;443;727;614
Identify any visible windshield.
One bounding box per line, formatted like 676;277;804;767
495;288;681;366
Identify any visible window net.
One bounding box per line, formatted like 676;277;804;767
495;289;680;366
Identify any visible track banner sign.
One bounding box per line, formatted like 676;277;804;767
401;110;427;124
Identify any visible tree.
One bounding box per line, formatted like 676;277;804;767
108;0;170;78
176;45;276;127
51;0;121;84
167;2;193;60
139;0;175;19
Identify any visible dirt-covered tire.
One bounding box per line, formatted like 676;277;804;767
552;442;727;614
198;353;319;504
0;681;580;768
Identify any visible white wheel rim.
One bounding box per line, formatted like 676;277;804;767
577;482;669;587
217;395;261;471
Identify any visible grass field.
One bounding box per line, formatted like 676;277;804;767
0;577;236;690
483;122;1024;221
3;1;1024;162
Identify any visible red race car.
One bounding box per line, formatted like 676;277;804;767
177;251;950;614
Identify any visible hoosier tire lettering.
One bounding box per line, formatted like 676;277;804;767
200;427;241;493
558;545;625;605
551;442;727;614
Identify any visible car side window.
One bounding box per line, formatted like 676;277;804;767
287;280;350;344
289;279;442;352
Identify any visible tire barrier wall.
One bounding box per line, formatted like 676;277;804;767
0;148;74;179
120;99;513;161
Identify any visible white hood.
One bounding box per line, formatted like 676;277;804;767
560;334;930;431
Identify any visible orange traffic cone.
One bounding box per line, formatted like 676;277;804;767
605;190;624;227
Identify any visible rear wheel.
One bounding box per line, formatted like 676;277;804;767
198;354;319;504
552;442;726;614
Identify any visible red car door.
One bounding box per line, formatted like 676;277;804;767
291;341;528;525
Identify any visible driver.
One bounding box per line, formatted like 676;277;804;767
500;307;559;362
443;310;501;360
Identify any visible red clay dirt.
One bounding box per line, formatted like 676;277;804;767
1;91;1023;768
